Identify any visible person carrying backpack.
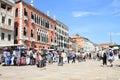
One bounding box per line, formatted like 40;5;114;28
108;49;114;67
71;51;76;63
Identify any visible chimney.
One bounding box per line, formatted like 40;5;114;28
47;11;50;16
30;0;34;6
54;15;56;20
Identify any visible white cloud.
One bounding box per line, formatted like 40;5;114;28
72;11;100;17
72;0;120;17
113;9;120;16
109;0;120;16
111;32;120;36
111;0;120;7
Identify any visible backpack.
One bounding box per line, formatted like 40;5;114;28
109;52;113;56
72;54;76;58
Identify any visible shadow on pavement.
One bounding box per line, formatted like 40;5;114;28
99;65;113;67
99;65;108;67
0;74;2;76
115;65;120;67
99;65;104;67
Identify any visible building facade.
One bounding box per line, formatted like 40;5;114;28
14;1;56;49
68;37;81;52
71;34;96;53
0;0;15;46
99;43;110;50
55;20;69;51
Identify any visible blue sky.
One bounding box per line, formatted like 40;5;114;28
25;0;120;44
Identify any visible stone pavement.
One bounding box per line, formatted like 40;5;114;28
0;60;120;80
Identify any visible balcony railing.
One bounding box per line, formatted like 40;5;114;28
51;42;57;46
0;23;14;31
23;36;28;40
1;8;6;14
8;0;15;3
31;19;35;23
30;37;35;41
7;12;14;17
24;16;28;20
2;0;15;4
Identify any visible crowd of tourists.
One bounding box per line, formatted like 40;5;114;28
0;48;92;67
0;47;120;68
96;49;120;67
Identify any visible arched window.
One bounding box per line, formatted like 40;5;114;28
23;27;27;36
31;29;34;37
24;8;27;16
15;8;18;17
35;14;36;23
37;29;40;41
37;15;39;24
31;12;34;20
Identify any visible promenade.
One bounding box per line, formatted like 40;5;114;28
0;60;120;80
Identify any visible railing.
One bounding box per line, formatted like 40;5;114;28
0;23;14;31
1;8;6;14
51;42;57;46
1;8;14;17
7;11;14;17
49;28;54;31
31;19;35;23
30;37;35;41
8;0;15;3
24;16;28;20
23;36;28;40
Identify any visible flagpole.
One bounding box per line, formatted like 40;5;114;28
110;32;112;44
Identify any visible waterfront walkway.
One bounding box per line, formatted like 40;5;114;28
0;60;120;80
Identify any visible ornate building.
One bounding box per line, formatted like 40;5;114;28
14;0;56;49
71;34;96;53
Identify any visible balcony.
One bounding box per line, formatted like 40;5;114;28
49;28;54;31
30;37;35;41
51;42;57;46
24;16;28;20
23;36;28;40
0;23;14;31
7;12;14;17
31;19;35;23
1;8;6;14
2;0;15;4
8;0;15;3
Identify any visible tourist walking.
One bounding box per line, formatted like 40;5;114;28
101;49;107;66
58;51;63;66
36;49;43;68
61;50;67;63
3;49;7;65
108;49;114;67
103;53;107;66
29;49;34;65
47;51;52;64
66;52;71;63
71;51;76;63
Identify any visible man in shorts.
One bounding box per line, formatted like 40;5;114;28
107;49;114;67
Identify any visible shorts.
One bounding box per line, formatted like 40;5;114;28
108;59;114;63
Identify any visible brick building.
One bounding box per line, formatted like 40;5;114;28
14;0;56;49
71;34;96;52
